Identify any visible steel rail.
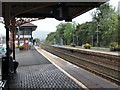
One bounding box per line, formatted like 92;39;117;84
41;44;120;85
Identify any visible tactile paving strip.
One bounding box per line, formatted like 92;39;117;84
9;64;83;90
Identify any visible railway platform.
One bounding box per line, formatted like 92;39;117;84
7;46;119;90
58;45;119;56
8;47;83;90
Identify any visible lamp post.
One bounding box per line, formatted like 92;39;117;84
82;30;88;45
73;34;75;44
60;34;63;46
60;24;64;46
118;1;120;45
96;22;100;49
54;36;56;45
17;26;20;47
77;35;78;46
72;23;76;44
91;34;93;47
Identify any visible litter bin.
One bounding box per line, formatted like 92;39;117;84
2;56;9;80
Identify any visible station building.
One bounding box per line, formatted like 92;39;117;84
10;23;37;50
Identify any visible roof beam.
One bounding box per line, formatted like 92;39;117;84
1;0;108;2
16;13;53;18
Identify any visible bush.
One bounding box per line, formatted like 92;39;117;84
19;46;24;50
83;43;91;49
70;43;76;47
15;45;19;48
16;45;24;50
109;42;120;51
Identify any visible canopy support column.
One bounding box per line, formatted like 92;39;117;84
11;18;16;60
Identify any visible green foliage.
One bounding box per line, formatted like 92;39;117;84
33;38;40;45
33;38;40;43
45;22;77;45
16;45;24;50
92;3;118;47
45;32;56;45
45;3;118;49
109;42;120;51
19;46;24;50
55;23;65;45
63;23;74;45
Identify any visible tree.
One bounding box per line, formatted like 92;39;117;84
45;22;77;45
45;32;56;45
91;3;118;47
33;38;40;45
45;3;118;48
55;23;65;45
63;23;73;45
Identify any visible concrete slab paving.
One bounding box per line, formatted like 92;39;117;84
8;47;83;90
9;64;83;89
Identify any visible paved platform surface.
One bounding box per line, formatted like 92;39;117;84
36;46;119;90
8;47;83;89
57;45;119;56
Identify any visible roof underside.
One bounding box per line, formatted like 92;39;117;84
20;23;37;27
20;23;37;32
2;2;107;21
16;23;37;35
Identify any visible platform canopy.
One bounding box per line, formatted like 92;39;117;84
1;0;108;24
0;0;109;72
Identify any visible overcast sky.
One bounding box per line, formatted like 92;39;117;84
0;0;119;40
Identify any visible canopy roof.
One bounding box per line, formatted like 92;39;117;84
20;23;37;31
16;23;37;35
20;23;37;27
2;1;108;22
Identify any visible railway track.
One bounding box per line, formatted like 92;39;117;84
41;44;120;85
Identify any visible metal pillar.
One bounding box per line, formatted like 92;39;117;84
60;35;63;46
96;22;100;48
30;29;33;45
31;29;32;40
28;36;29;50
23;30;24;38
11;18;16;60
77;35;78;46
4;3;10;77
118;1;120;45
5;26;10;76
17;26;20;47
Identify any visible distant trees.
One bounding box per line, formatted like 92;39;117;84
45;3;119;48
45;32;56;45
33;38;40;45
45;22;77;45
91;3;118;47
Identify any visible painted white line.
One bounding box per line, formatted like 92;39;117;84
35;47;89;90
